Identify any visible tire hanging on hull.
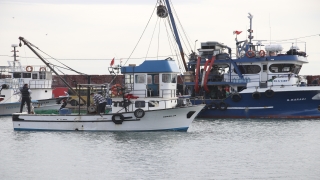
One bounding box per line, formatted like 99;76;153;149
265;89;275;98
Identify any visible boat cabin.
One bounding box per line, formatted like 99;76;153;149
0;61;53;102
111;59;183;113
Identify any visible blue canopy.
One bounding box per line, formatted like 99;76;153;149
121;59;180;74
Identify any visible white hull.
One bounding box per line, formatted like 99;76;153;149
12;105;205;131
0;98;61;116
0;102;23;116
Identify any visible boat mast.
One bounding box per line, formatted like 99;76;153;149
12;44;18;73
248;13;253;46
164;0;187;71
18;37;86;104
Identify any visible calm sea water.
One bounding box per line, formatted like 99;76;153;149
1;116;320;180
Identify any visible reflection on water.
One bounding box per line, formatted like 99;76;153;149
1;117;320;180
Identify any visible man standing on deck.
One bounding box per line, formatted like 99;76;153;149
19;84;32;114
90;92;107;114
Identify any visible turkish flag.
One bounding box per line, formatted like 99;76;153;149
233;31;242;35
110;58;115;66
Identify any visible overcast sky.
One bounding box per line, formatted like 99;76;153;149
0;0;319;75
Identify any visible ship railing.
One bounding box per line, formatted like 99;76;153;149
29;80;52;89
223;74;260;84
0;78;24;89
112;98;179;112
125;88;176;98
0;63;51;73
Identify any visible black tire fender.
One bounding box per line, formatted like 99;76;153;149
265;89;275;98
252;91;261;99
208;102;218;110
112;114;124;124
219;102;228;111
231;93;242;102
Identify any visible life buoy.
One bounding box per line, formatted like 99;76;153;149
26;66;33;72
111;84;123;96
219;102;228;111
252;91;261;99
134;108;145;118
112;113;124;124
39;67;46;72
259;50;266;57
231;93;242;102
265;89;275;98
246;50;255;58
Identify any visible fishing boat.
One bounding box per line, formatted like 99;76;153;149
122;0;319;119
12;36;205;131
180;14;320;119
0;44;63;115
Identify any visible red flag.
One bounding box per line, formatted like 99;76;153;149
110;58;114;66
233;31;242;35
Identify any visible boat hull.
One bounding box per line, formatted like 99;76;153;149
12;105;205;131
0;98;61;116
193;88;320;119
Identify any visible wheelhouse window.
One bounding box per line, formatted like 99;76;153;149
162;74;176;83
125;74;134;83
154;75;159;84
291;65;302;74
125;74;134;90
234;65;261;74
269;64;297;73
135;74;145;83
39;72;46;79
13;73;21;78
32;73;38;79
171;74;177;83
147;75;152;84
162;74;171;83
22;73;31;78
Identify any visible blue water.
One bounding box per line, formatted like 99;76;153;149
1;116;320;180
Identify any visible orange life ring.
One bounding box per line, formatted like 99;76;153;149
259;50;266;57
246;50;255;58
111;84;123;96
40;67;46;72
26;66;33;72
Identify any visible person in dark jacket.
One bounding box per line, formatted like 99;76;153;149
20;84;32;114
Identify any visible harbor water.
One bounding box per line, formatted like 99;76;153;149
1;116;320;180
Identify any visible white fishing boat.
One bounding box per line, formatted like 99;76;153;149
12;37;205;131
0;44;64;115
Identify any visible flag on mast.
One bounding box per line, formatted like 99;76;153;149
233;31;242;35
110;58;115;66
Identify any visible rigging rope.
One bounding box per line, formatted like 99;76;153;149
122;2;158;66
145;16;160;60
27;41;87;75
